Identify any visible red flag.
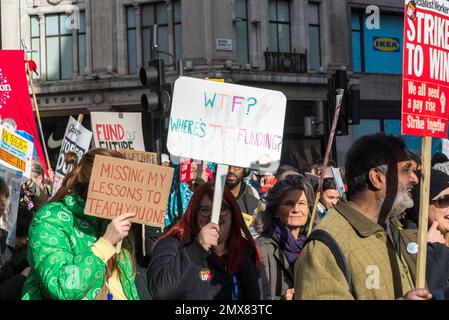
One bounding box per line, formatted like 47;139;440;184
0;50;48;174
26;59;39;76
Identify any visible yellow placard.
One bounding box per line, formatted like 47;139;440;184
2;129;28;153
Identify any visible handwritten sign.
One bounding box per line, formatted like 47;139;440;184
0;125;33;179
53;117;92;195
167;77;287;170
119;149;157;164
91;112;145;151
84;155;174;228
402;0;449;138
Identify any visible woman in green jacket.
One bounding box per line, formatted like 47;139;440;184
22;149;139;300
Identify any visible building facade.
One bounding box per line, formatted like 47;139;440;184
1;0;408;170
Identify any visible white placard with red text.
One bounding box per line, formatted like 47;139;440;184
402;1;449;138
91;112;145;151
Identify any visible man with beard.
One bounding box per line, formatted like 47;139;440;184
226;166;259;237
294;133;432;300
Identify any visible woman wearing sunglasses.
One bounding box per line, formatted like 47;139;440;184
407;169;449;246
401;168;449;294
147;182;263;300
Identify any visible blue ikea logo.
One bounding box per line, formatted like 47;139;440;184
373;37;400;52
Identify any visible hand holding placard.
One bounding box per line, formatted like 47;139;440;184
102;212;136;246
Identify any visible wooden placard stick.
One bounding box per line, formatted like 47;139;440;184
416;136;431;288
23;51;52;171
307;89;345;236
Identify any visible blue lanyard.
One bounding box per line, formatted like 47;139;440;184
232;274;239;300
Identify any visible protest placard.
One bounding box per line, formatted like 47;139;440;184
0;125;34;180
91;112;145;151
402;0;449;138
331;167;346;198
52;116;92;195
167;77;287;171
400;0;449;288
84;155;174;228
119;149;157;164
0;168;22;248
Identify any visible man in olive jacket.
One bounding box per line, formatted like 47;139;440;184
294;133;432;300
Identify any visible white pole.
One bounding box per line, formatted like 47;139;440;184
211;164;229;224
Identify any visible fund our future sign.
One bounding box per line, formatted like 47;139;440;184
91;112;145;151
402;0;449;138
167;77;287;170
84;155;174;228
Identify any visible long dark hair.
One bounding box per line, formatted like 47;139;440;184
156;182;262;274
254;174;314;235
51;148;135;276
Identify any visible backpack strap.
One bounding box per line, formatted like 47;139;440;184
306;229;352;293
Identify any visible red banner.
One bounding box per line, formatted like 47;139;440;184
0;50;47;173
402;1;449;138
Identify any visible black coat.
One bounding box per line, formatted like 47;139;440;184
426;243;449;292
147;236;262;300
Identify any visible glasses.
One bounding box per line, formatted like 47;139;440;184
197;205;231;218
430;195;449;209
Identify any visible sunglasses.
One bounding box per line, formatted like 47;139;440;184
430;195;449;209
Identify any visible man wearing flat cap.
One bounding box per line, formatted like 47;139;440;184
295;133;431;300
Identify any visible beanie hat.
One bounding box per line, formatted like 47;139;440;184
434;161;449;177
411;169;449;216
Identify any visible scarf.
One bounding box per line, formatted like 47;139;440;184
267;218;307;271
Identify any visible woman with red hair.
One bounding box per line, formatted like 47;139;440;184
147;182;263;300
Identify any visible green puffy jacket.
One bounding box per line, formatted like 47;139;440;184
22;194;139;300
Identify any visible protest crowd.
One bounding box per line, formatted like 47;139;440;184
1;112;449;301
1;3;449;299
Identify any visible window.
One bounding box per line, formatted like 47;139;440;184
31;12;85;81
351;12;363;72
46;13;73;80
268;0;291;52
351;11;403;74
173;0;182;63
30;15;40;79
142;3;166;67
127;7;138;74
78;11;87;75
308;3;321;70
127;1;182;75
234;0;249;65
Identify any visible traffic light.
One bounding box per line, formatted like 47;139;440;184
139;59;166;112
327;70;360;135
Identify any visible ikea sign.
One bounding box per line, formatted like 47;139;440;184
373;37;400;52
